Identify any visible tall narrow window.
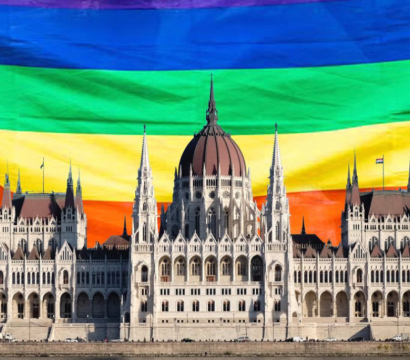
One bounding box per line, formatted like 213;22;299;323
195;208;200;234
224;209;229;231
207;208;216;235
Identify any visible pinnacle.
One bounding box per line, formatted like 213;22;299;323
140;125;151;170
272;123;282;173
206;74;218;126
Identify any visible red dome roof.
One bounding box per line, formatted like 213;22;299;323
179;77;246;177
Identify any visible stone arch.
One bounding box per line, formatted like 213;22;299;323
60;292;72;319
77;292;90;318
12;292;24;319
92;292;105;318
251;255;263;282
371;291;384;317
320;291;332;317
204;255;217;282
189;255;202;282
235;255;248;281
159;256;171;282
353;291;366;317
335;291;348;317
220;255;233;282
174;256;186;283
28;292;40;319
403;291;410;317
107;292;121;319
303;291;317;317
386;291;399;317
42;292;55;319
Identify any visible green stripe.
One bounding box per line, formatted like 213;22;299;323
1;61;410;136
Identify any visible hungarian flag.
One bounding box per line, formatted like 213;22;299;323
376;158;384;164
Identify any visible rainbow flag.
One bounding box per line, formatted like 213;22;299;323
1;0;410;246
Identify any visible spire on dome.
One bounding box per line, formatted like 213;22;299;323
206;74;218;126
271;123;282;175
140;124;150;170
346;163;351;188
301;217;306;235
15;168;22;196
352;149;358;186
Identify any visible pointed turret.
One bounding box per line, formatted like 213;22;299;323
346;163;351;188
271;123;282;178
75;170;83;214
206;74;218;126
15;169;22;197
133;125;158;243
1;171;12;209
352;150;358;186
301;217;306;235
65;162;75;209
350;151;361;205
122;216;128;237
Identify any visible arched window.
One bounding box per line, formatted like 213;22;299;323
21;272;24;285
27;272;31;285
380;270;384;282
371;270;374;283
176;259;185;276
238;300;246;312
177;301;184;312
251;257;263;282
274;301;281;312
191;258;200;276
387;270;391;283
32;272;35;284
142;223;147;242
162;301;169;312
63;270;69;285
320;271;323;283
237;259;246;276
141;301;148;312
324;271;328;283
304;271;308;283
275;222;280;241
309;271;313;283
254;301;260;311
224;209;229;231
12;272;15;284
192;300;199;312
357;269;363;283
207;208;216;235
42;272;46;284
195;208;200;234
221;258;231;276
223;300;230;312
161;259;170;276
206;258;216;276
17;273;20;285
47;272;51;284
141;266;148;282
335;271;339;283
207;300;215;312
143;202;147;211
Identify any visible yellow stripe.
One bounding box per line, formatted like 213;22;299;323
1;121;409;202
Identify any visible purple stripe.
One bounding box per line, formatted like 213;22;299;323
0;0;338;10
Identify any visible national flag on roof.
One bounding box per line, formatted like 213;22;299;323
376;158;384;164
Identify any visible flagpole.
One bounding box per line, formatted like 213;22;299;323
383;154;384;191
42;158;44;193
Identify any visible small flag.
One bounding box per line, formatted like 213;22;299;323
40;159;44;169
376;158;384;164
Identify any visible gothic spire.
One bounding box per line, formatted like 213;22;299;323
352;149;358;186
301;217;306;235
346;163;351;188
122;216;128;237
271;123;282;176
67;159;73;187
15;168;22;196
75;169;83;214
65;162;75;209
206;74;218;126
1;170;12;209
140;124;150;170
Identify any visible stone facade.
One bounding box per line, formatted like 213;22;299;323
1;79;410;341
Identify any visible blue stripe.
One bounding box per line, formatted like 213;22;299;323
0;1;410;70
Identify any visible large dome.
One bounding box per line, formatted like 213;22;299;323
178;78;246;177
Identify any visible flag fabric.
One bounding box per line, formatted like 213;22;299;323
376;159;384;164
1;0;410;245
40;160;44;169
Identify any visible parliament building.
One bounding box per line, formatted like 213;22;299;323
1;79;410;341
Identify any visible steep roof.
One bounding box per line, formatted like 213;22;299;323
335;245;345;258
304;245;317;258
28;246;40;260
386;244;398;258
43;247;55;260
103;235;130;249
402;244;410;257
292;234;324;250
360;190;410;218
370;244;383;258
12;246;24;260
320;245;333;258
14;193;64;220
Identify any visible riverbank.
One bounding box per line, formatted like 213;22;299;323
0;342;409;357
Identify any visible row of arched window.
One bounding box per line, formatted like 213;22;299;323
12;271;55;285
294;270;349;284
370;270;410;283
156;300;262;312
77;271;127;286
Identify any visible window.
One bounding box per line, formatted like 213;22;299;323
275;266;282;282
237;288;247;295
222;288;231;295
162;301;169;312
274;301;281;312
177;301;184;312
141;288;148;296
275;222;279;240
63;270;69;285
141;301;148;312
176;289;185;296
223;301;230;312
192;301;199;312
160;289;170;296
207;300;215;312
191;258;200;276
161;259;170;276
254;301;260;311
207;208;216;235
206;289;216;295
191;289;201;296
238;300;246;312
224;209;229;230
141;266;148;282
357;269;363;283
195;208;200;234
176;258;185;276
206;258;216;276
221;258;231;276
